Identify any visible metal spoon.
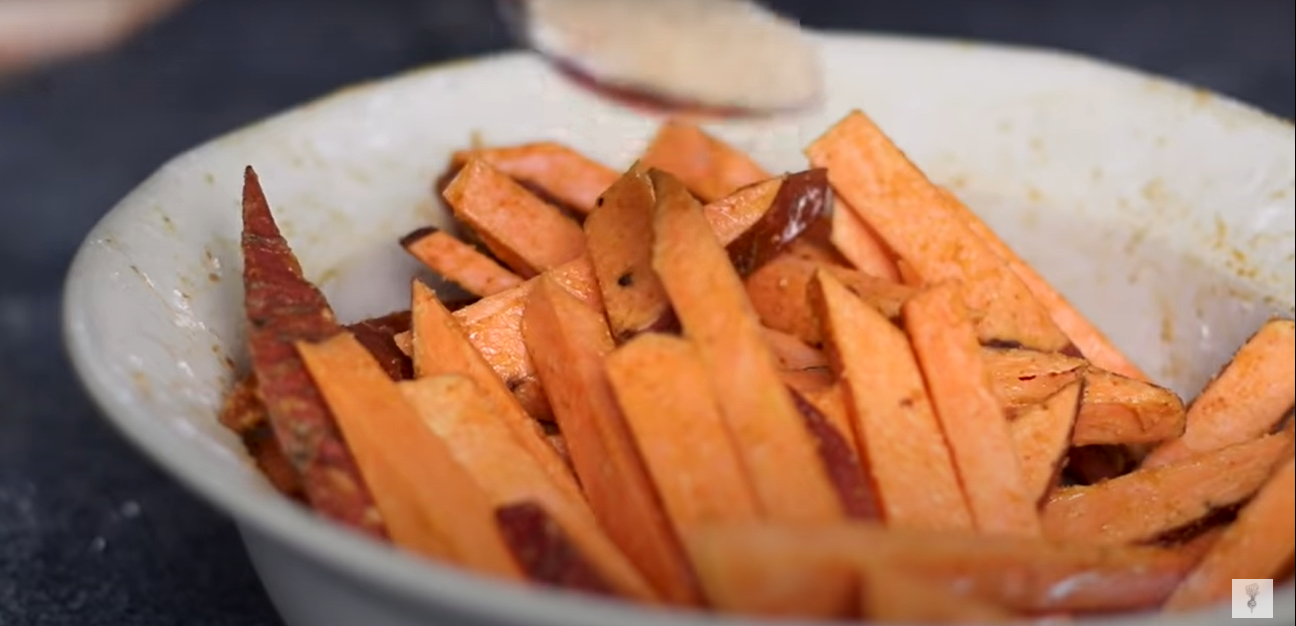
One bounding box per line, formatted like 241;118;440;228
499;0;823;118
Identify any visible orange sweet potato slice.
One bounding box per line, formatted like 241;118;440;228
745;252;915;346
522;277;702;606
762;327;828;371
830;200;901;282
240;166;383;538
937;187;1147;380
982;347;1087;411
345;310;414;381
806;111;1072;353
650;169;845;525
1042;431;1293;545
494;501;616;597
1073;369;1185;446
725;168;832;276
442;158;586;277
218;376;303;499
399;374;657;602
400;227;523;297
811;271;972;531
801;384;856;454
686;522;1202;614
779;368;835;398
450;142;619;214
1145;319;1295;468
789;388;881;521
605;334;761;530
903;282;1040;536
1010;380;1084;504
1163;456;1295;611
408;280;583;505
639;119;769;203
296;335;519;578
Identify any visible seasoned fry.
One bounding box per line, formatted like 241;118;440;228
240;167;384;538
650;168;845;525
982;347;1087;411
1145;318;1295;468
639;119;769;202
811;271;972;531
442;158;586;276
1042;432;1292;545
400;227;523;297
1010;380;1084;504
725;168;832;277
1073;369;1185;446
450;141;619;214
830;200;901;282
762;327;828;371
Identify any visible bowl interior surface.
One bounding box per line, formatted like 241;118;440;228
63;32;1294;626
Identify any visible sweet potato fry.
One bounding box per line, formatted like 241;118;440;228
240;166;384;537
400;227;523;297
522;277;702;606
639;119;769;203
703;176;783;245
860;569;1014;623
937;187;1146;380
789;388;881;521
218;376;303;499
605;334;761;530
1164;457;1295;611
811;271;971;531
726;168;832;276
495;502;616;597
345;310;413;381
296;335;519;578
982;347;1087;411
830;200;901;281
1144;319;1295;468
686;522;1201;614
1073;369;1185;446
450;142;619;214
903;282;1040;536
442;158;586;277
745;252;915;346
650;168;844;525
779;368;835;397
806;111;1072;353
1011;381;1084;504
399;375;657;602
1042;432;1292;545
801;384;856;454
408;280;583;505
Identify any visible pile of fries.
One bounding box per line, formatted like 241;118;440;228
220;110;1294;622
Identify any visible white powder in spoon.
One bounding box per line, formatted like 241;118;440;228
521;0;822;113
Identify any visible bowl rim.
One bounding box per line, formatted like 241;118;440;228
62;30;1293;626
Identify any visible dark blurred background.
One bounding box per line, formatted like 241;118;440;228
0;1;1291;625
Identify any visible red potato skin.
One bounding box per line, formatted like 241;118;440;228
345;310;413;381
725;169;833;277
495;501;617;597
240;166;384;538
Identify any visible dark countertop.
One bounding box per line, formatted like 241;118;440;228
0;1;1291;624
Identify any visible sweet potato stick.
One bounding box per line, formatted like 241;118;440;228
1163;457;1296;611
779;368;835;397
650;169;845;525
218;376;303;499
806;110;1072;353
1010;380;1084;504
801;384;857;456
903;282;1041;536
296;335;519;578
982;347;1087;411
725;168;832;277
606;334;761;531
937;187;1147;380
1073;369;1185;446
523;277;702;606
762;327;828;371
788;388;881;521
639;119;769;202
399;227;523;297
399;375;657;602
240;166;384;537
1042;432;1293;545
830;200;901;282
494;501;617;597
811;271;972;530
450;142;619;214
704;177;784;245
686;522;1202;614
442;158;586;276
345;310;414;381
1145;319;1296;468
746;252;916;346
408;280;583;505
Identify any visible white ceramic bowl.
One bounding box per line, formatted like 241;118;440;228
63;32;1294;626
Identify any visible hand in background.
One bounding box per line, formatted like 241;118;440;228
0;0;189;79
